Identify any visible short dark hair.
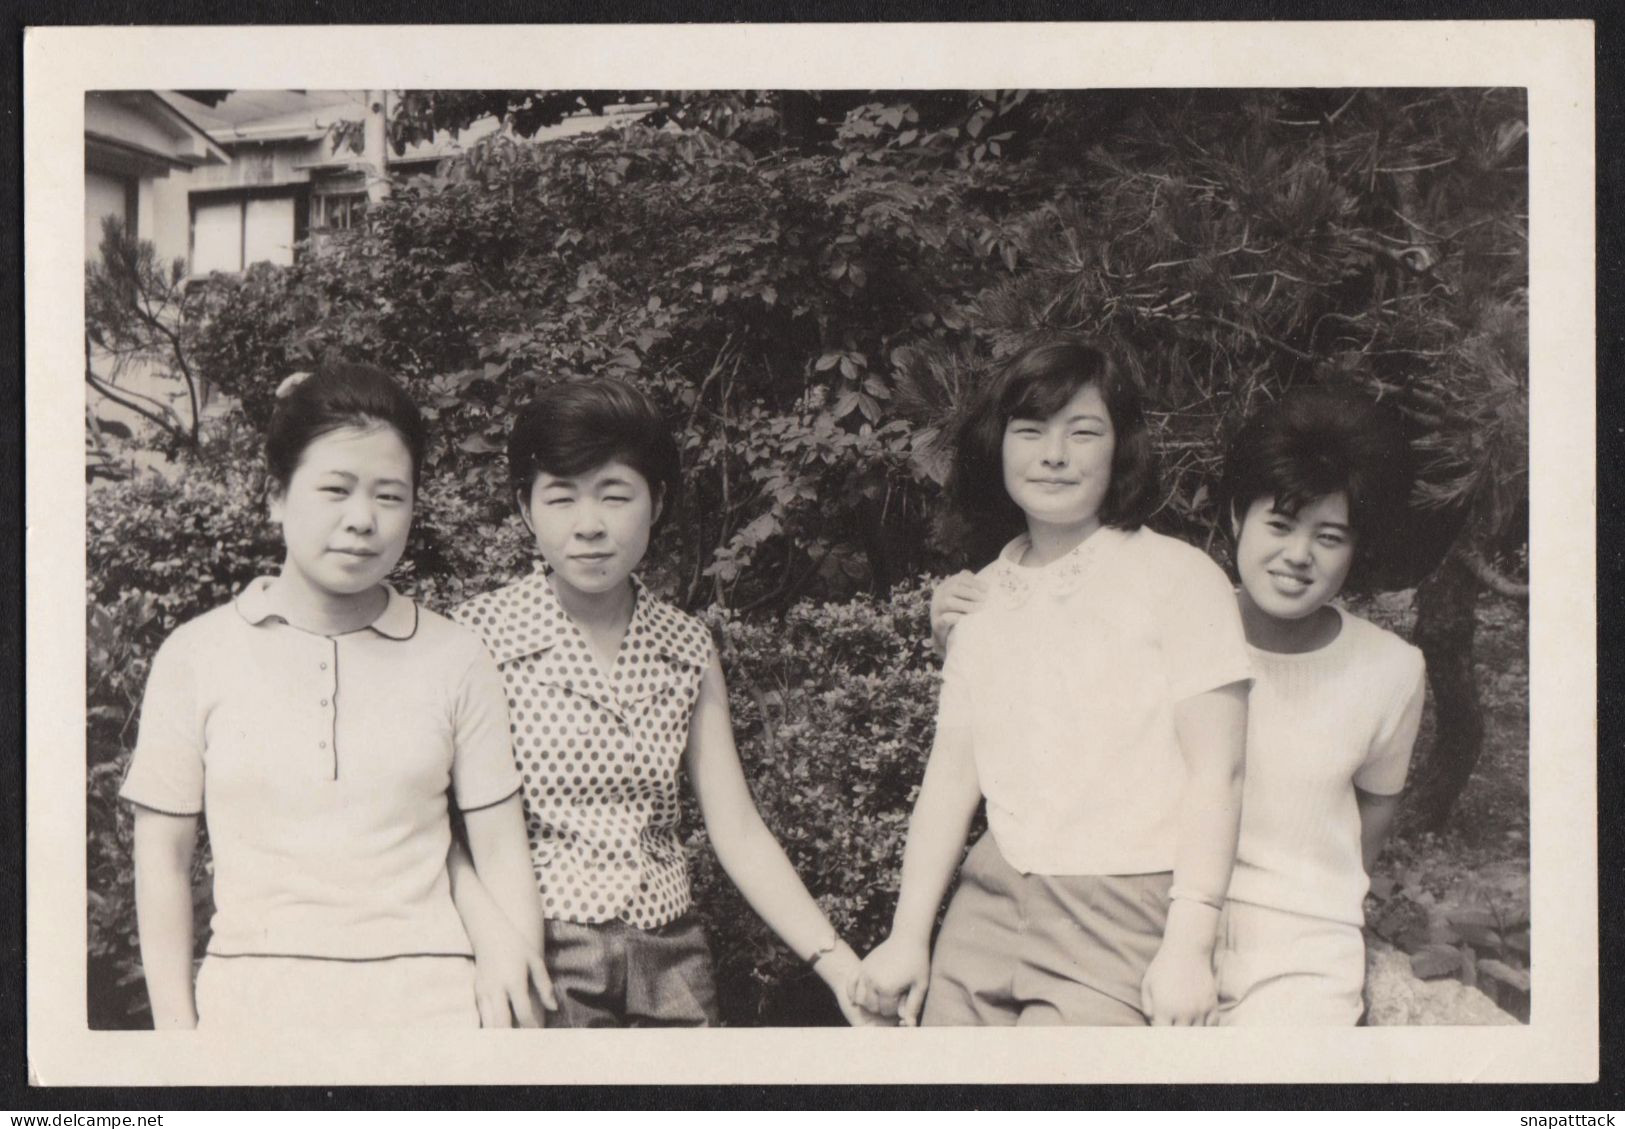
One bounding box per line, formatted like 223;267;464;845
507;377;681;521
948;337;1159;548
1218;386;1412;587
265;362;427;492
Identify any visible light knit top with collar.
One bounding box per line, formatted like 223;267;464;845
939;525;1253;877
119;577;523;961
1226;606;1427;926
451;567;715;930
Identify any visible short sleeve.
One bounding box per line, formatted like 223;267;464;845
450;646;523;812
120;631;205;815
1156;544;1253;702
1354;646;1427;796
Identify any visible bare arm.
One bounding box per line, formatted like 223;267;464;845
461;794;552;1026
131;807;200;1030
1355;787;1403;875
685;655;887;1025
1141;681;1248;1026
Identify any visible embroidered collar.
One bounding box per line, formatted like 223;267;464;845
234;576;419;640
987;527;1125;609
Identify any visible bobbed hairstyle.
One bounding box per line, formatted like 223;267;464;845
264;362;428;493
948;336;1159;547
1218;386;1412;587
507;377;681;524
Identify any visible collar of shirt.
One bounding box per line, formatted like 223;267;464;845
233;576;419;640
477;568;709;722
985;526;1129;610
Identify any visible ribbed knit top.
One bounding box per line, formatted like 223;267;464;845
1225;606;1427;925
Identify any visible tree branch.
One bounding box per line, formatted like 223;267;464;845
1458;544;1528;601
86;367;190;444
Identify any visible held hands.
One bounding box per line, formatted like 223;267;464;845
1139;942;1218;1027
929;571;988;653
814;940;902;1026
850;936;931;1026
470;916;558;1028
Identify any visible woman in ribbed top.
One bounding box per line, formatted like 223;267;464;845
1211;387;1424;1024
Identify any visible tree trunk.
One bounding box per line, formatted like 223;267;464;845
1410;542;1486;830
778;91;820;154
364;91;392;203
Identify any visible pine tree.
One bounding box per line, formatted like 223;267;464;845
899;88;1529;828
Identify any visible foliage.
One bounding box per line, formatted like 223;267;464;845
953;89;1527;583
331;91;650;157
185;117;1036;610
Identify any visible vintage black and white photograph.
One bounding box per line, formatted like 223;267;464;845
26;22;1596;1085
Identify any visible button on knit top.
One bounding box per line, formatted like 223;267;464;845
452;570;714;929
1225;606;1427;926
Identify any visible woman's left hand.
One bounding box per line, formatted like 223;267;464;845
1140;943;1218;1027
471;916;551;1028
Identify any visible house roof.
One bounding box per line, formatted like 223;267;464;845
164;91;358;133
162;90;650;164
85;91;229;176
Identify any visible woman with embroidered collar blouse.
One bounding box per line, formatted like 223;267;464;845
853;338;1253;1027
449;377;886;1027
121;364;543;1029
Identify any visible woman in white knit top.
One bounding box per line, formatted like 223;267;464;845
1212;387;1424;1024
925;386;1425;1025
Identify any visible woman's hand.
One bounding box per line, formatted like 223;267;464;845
814;942;900;1026
1140;941;1218;1027
929;571;988;653
852;935;931;1026
470;913;556;1028
448;826;556;1028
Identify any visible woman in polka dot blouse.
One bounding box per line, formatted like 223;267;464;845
448;377;887;1026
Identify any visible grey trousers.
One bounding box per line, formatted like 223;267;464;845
544;912;720;1027
922;833;1173;1026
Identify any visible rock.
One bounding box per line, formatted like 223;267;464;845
1425;914;1461;945
1476;958;1533;1022
1409;944;1461;979
1478;959;1531;993
1365;940;1520;1025
1446;907;1501;930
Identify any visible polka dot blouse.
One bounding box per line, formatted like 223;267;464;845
452;569;713;929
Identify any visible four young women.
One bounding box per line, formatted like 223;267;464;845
124;338;1425;1029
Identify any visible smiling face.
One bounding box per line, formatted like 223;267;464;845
1233;492;1356;623
269;424;414;602
1001;381;1117;537
521;460;661;601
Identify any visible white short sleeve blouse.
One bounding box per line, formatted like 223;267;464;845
941;527;1253;877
